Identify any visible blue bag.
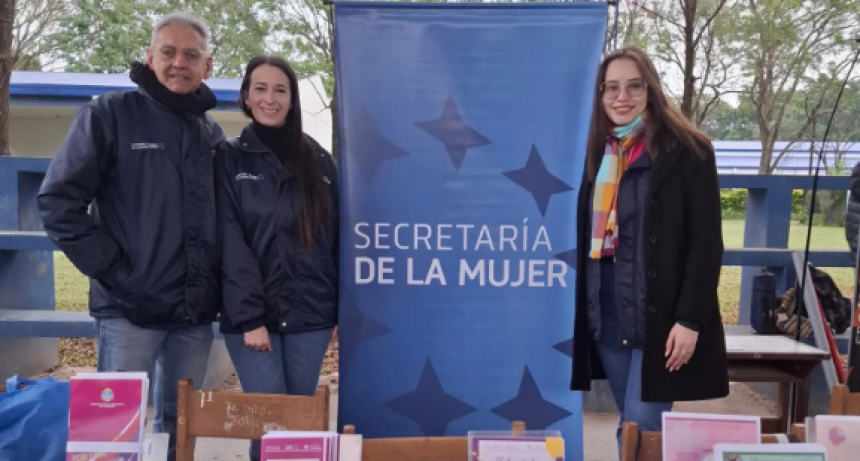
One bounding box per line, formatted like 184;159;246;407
0;376;70;461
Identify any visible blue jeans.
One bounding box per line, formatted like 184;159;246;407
95;317;214;461
224;327;333;461
594;261;672;457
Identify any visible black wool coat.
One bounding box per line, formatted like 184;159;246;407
570;142;730;402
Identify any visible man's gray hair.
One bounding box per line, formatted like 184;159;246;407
151;11;211;53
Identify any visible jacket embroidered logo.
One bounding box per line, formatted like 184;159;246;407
130;142;164;150
235;173;264;181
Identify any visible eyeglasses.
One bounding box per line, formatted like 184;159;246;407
601;79;647;100
157;46;204;64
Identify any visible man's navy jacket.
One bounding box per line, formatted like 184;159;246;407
37;89;225;327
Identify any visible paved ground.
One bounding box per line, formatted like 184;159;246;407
175;381;776;461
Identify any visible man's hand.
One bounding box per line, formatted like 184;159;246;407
665;323;699;371
244;326;272;352
331;326;339;343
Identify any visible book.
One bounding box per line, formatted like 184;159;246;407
663;412;762;461
260;431;339;461
714;443;828;461
65;372;150;458
337;434;362;461
65;442;143;461
143;433;169;461
65;433;167;461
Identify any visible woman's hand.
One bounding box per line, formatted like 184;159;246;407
665;323;698;371
244;326;272;352
330;326;339;343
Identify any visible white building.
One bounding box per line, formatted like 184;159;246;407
9;70;333;158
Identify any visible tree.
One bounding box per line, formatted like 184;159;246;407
48;1;153;74
729;0;860;174
13;0;70;71
48;0;280;77
607;0;655;51
171;0;279;78
606;1;654;49
633;0;733;125
275;0;337;158
0;0;15;156
700;96;759;140
274;0;446;161
776;73;858;174
788;80;860;174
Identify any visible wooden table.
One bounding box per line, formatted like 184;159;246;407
725;326;830;433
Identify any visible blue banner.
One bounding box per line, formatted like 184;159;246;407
334;3;606;460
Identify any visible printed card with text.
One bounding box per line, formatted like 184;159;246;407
663;412;761;461
469;430;564;461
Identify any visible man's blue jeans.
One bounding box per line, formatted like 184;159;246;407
95;317;214;461
224;327;333;461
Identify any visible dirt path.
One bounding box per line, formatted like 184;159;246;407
675;382;776;415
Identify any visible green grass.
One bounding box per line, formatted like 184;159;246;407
55;254;89;313
53;255;94;367
718;220;854;324
52;219;856;364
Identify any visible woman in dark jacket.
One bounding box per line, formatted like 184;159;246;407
570;45;729;454
216;55;338;461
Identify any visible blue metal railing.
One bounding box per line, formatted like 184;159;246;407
0;158;854;351
719;174;852;353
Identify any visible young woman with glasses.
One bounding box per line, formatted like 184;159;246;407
569;45;729;455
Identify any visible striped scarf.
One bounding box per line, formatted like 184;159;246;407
589;116;646;259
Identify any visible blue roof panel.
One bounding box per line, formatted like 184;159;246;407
10;70;241;104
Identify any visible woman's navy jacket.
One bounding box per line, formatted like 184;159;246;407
215;125;339;335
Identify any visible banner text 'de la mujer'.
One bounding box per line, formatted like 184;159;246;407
352;221;568;287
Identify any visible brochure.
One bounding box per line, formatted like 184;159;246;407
663;412;761;461
65;372;150;458
714;442;828;461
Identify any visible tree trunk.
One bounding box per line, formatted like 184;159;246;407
0;0;15;156
808;117;816;175
680;0;697;119
325;5;339;163
330;84;339;163
759;129;776;174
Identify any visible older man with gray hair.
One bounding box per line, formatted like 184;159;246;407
38;11;224;460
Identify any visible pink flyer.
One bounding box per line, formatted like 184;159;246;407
663;413;761;461
67;378;146;443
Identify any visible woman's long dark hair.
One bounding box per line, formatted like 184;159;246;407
239;55;331;250
585;45;713;182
